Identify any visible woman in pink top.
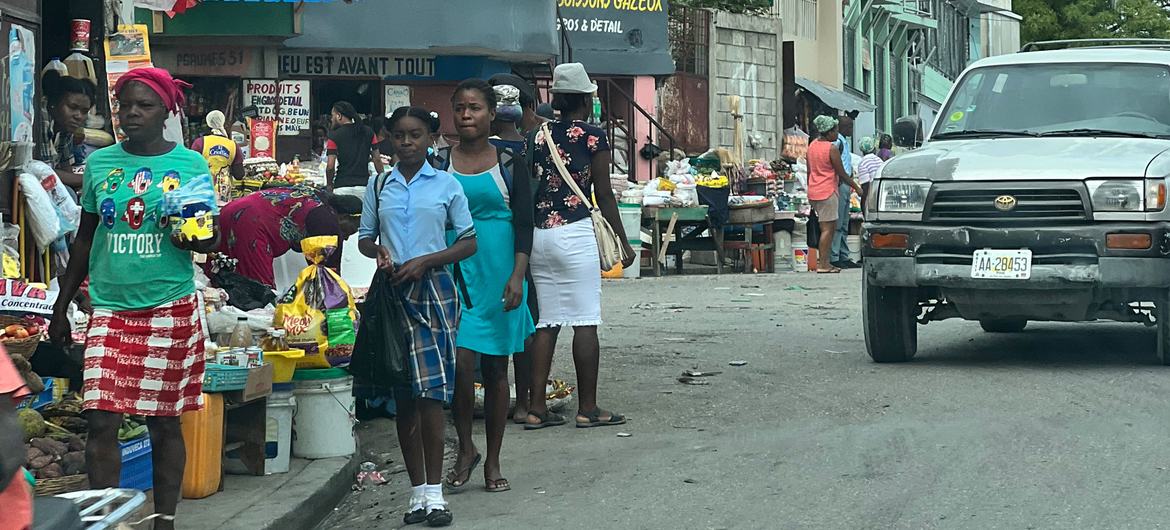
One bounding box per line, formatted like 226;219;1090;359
806;115;862;273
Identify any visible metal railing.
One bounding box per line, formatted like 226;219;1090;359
598;78;678;181
779;0;817;39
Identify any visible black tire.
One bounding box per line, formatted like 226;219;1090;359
979;319;1027;333
1157;293;1170;365
863;276;918;362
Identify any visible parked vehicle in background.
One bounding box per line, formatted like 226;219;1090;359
863;39;1170;363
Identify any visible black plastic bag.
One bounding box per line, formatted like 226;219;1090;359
807;209;821;248
210;269;277;311
348;270;410;391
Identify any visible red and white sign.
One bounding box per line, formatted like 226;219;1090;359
248;118;277;159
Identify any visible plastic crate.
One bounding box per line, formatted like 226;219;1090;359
203;363;250;392
119;436;153;492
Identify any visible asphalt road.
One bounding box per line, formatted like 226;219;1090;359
320;270;1170;529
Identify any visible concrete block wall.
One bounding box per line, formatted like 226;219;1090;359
708;12;784;163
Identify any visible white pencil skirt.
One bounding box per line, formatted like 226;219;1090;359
530;218;603;329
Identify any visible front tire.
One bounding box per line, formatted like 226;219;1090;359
863;276;918;362
979;319;1027;333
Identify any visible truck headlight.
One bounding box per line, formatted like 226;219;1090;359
877;180;932;213
1089;180;1143;212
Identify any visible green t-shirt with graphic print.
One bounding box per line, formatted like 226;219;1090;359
81;144;209;311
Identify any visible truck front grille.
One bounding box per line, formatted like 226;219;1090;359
927;186;1089;222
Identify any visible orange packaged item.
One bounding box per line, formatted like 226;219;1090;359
180;393;224;499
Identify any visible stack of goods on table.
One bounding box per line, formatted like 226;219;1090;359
238;158;281;200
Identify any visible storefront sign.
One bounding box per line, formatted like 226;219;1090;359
171;47;253;77
0;280;58;316
556;0;673;75
384;85;411;117
243;79;311;135
278;52;435;78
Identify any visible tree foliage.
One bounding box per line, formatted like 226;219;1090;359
671;0;773;14
1016;0;1170;43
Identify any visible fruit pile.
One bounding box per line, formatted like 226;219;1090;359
19;395;152;481
2;322;40;341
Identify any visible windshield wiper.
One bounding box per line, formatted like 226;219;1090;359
932;130;1040;139
1038;128;1165;139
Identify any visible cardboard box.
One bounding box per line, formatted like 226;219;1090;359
228;363;273;403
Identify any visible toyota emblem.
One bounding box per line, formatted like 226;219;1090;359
994;195;1017;211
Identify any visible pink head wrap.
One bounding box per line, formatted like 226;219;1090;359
113;67;192;114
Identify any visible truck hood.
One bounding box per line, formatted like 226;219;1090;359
881;137;1170;181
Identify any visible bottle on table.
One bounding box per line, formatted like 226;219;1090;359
228;317;252;349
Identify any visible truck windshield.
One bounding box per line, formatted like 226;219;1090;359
934;63;1170;139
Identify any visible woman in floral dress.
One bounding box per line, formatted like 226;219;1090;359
523;63;636;430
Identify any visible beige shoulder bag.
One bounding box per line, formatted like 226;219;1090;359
540;123;629;272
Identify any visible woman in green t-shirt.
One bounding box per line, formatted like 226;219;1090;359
48;67;219;530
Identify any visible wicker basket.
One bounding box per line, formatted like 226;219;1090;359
728;203;775;224
0;314;41;358
34;473;89;496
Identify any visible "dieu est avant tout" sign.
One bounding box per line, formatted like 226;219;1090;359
278;53;436;78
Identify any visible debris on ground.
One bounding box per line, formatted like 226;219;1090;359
729;360;748;366
354;461;390;491
616;432;633;438
678;377;710;385
683;369;721;377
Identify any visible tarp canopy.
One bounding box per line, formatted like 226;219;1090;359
796;77;877;112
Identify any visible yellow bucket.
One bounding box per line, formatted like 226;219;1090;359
265;349;306;383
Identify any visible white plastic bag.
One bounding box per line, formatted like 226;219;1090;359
17;172;61;248
25;161;81;234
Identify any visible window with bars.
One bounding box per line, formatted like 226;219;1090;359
668;6;711;76
844;27;858;89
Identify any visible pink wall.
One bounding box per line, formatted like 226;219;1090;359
634;75;657;182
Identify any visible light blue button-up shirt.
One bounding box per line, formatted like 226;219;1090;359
359;162;475;266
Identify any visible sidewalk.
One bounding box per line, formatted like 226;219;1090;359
178;455;357;530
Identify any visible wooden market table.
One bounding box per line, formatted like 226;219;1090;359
641;206;793;276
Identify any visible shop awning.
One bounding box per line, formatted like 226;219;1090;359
796;77;877;113
283;0;558;64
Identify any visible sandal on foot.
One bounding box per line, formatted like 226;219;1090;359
485;477;511;493
524;411;566;430
510;407;529;424
404;509;428;525
444;452;481;490
426;508;454;527
576;408;627;428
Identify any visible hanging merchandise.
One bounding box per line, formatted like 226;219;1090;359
25;161;81;236
274;236;358;369
782;126;810;162
18;173;63;249
1;224;20;279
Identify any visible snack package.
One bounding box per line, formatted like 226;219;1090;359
163;173;219;241
273;236;358;368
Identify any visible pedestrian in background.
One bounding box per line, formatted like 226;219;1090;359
878;133;896;161
441;79;535;493
39;71;96;189
326;101;384;193
191;110;244;201
48;67;219;530
489;73;543;135
831;111;860;269
807;115;862;274
856;136;884;212
358;106;477;527
487;80;542;423
524;63;635;431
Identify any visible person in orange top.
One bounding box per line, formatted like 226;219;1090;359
0;350;33;530
806;115;862;274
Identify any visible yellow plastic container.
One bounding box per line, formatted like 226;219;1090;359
601;263;624;279
180;392;224;499
265;349;306;383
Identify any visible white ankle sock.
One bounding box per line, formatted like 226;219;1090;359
409;484;426;512
424;483;447;512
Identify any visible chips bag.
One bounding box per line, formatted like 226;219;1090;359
274;236;358;368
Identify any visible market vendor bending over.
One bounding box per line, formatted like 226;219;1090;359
217;186;363;288
49;67;219;530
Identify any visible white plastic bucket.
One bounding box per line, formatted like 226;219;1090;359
775;230;794;271
292;375;355;459
847;235;862;263
622;241;641;279
793;242;809;272
618;204;642;244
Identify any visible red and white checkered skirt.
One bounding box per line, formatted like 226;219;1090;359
82;294;205;416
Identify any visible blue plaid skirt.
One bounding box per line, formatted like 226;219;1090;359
397;269;460;403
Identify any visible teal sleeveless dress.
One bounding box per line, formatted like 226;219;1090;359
447;165;534;356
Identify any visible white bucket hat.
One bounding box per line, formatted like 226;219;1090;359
550;62;597;94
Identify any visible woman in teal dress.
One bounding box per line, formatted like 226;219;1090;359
441;79;535;492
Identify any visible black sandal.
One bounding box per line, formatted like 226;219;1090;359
576;408;627;428
444;452;481;490
524;410;567;430
426;508;453;527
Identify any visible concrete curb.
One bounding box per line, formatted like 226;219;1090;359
264;455;359;530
